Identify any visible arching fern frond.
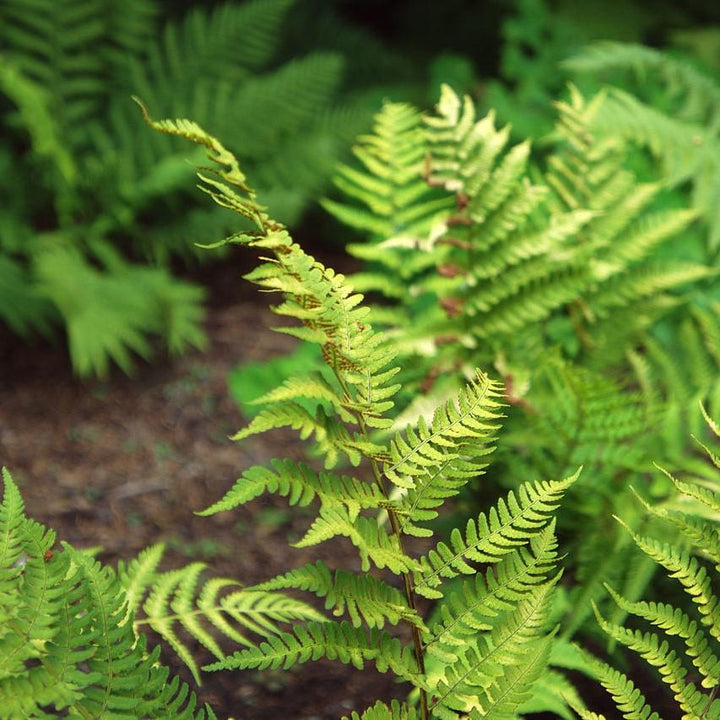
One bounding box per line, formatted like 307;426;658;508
572;650;661;720
142;101;577;719
118;545;324;685
199;459;386;517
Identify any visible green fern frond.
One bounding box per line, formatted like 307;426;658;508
0;468;218;717
254;561;425;631
594;606;713;718
0;0;111;147
587;417;720;719
139;105;405;450
231;402;362;468
118;542;165;619
323;101;451;243
0;467;25;574
130;559;323;685
387;372;503;535
614;520;720;641
0;59;76;188
343;699;419;720
143;95;581;719
576;651;661;720
430;580;557;718
428;523;559;655
467;634;554;720
527;358;653;475
199;459;386;518
205;620;419;681
605;586;720;687
414;472;577;599
295;509;418;575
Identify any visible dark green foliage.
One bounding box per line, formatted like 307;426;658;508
0;0;366;376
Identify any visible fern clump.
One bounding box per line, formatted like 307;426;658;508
325;83;706;383
0;464;328;717
571;406;720;719
0;468;217;719
137;101;582;719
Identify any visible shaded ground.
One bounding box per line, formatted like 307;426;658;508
0;255;408;719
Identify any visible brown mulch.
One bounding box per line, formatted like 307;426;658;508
0;256;408;720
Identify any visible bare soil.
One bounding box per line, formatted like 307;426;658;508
0;256;407;720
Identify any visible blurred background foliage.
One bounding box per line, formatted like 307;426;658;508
1;0;720;377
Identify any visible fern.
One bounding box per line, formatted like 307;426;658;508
0;468;218;719
0;0;364;376
117;544;324;684
322;100;452;309
138;102;580;719
582;408;720;719
564;41;720;251
323;84;705;400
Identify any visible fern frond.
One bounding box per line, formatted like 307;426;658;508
615;518;720;641
199;459;386;518
595;605;714;718
467;634;554;720
119;542;165;619
255;561;425;631
0;467;25;574
387;371;503;535
589;419;720;718
343;699;418;720
295;508;418;575
135;561;324;684
323;101;451;243
138;106;405;458
430;580;557;718
577;651;661;720
205;620;419;682
605;586;720;688
414;472;577;599
428;523;559;655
